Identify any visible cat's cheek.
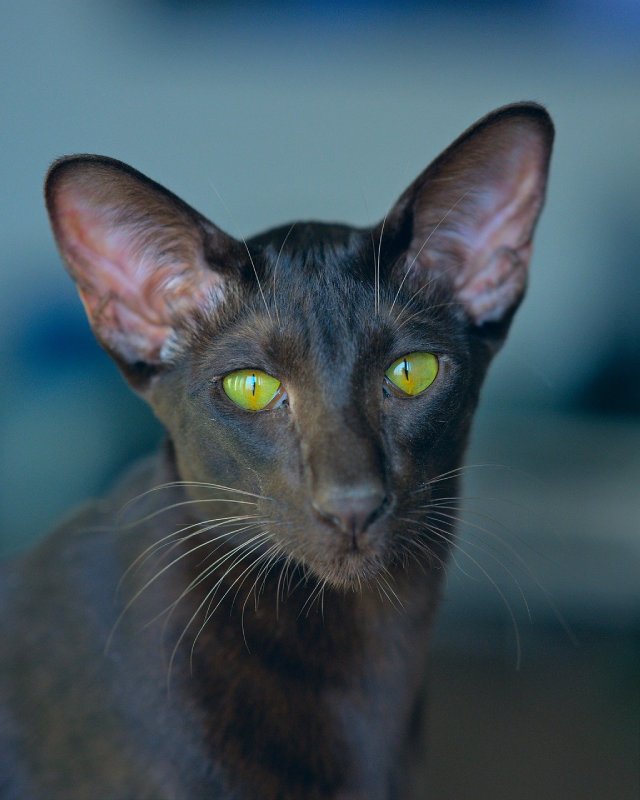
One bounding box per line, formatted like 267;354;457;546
175;429;247;501
152;387;260;497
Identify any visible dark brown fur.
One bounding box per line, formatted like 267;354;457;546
0;104;553;799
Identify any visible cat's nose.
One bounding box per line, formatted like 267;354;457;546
312;485;390;540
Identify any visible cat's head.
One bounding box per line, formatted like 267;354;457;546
45;103;553;590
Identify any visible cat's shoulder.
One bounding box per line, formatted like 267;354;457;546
0;452;166;620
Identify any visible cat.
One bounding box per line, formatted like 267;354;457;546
0;102;553;800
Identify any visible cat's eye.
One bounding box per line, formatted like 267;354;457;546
222;369;285;412
384;352;439;397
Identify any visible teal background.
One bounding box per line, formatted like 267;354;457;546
1;3;638;797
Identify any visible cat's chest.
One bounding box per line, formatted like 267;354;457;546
325;619;430;798
190;595;433;800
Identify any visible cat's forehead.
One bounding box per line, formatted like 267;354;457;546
252;222;381;345
193;273;461;387
253;223;456;340
255;221;371;288
251;221;363;260
210;272;381;372
189;221;465;380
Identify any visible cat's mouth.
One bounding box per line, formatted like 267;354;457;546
300;536;390;590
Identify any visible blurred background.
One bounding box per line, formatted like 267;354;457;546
1;1;638;797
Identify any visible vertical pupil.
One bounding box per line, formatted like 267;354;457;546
251;374;257;396
403;359;409;381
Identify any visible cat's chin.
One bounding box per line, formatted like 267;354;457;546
305;550;389;592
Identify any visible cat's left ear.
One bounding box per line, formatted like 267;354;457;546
385;102;554;335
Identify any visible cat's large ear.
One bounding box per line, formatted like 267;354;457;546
45;156;245;388
385;103;553;336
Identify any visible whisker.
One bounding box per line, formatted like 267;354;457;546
424;515;532;622
140;527;271;642
388;190;471;318
108;522;265;651
396;533;443;573
250;546;283;611
400;522;477;582
319;579;328;621
181;535;275;676
240;544;283;650
375;212;389;316
231;541;279;610
410;464;505;495
207;179;273;322
374;574;395;608
300;576;325;618
161;531;274;689
424;498;557;564
117;514;261;592
423;506;576;644
271;223;296;329
368;230;378;313
162;528;271;624
416;520;523;669
377;568;404;611
275;552;295;617
394;301;459;333
238;239;272;320
116;480;270;526
148;523;270;619
144;515;265;573
116;497;259;531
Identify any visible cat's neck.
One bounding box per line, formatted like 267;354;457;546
177;530;440;799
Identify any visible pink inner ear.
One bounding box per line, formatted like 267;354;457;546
64;205;166;321
58;201;177;362
409;127;549;326
52;184;224;365
451;166;542;324
456;243;531;324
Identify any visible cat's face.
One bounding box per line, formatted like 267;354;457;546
44;103;553;589
151;226;481;588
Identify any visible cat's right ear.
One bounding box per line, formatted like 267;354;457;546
45;156;245;389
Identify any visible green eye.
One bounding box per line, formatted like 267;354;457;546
385;352;439;396
222;369;284;411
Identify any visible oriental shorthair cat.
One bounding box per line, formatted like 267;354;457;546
0;103;553;799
